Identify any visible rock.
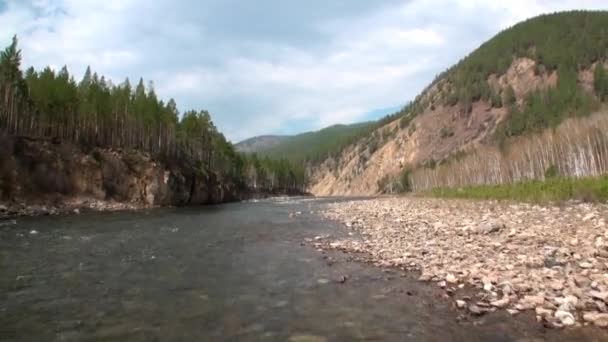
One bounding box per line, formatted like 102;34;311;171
468;304;484;316
476;221;504;234
73;208;80;214
583;312;608;328
438;280;447;288
579;262;594;269
555;295;578;311
483;281;493;292
446;273;458;283
29;230;38;235
338;275;348;284
590;291;608;302
418;273;433;281
456;300;467;309
555;310;575;326
574;275;590;287
516;295;545;311
491;297;510;308
583;213;596;222
550;281;564;291
507;309;520;315
317;278;330;285
535;307;553;319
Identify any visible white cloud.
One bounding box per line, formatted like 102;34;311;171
1;0;608;141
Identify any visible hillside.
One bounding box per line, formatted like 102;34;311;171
237;122;374;162
234;135;289;153
308;10;608;196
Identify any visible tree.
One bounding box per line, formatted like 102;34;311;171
594;63;608;101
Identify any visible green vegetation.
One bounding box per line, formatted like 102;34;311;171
0;36;307;193
428;176;608;203
248;122;374;163
436;11;608;137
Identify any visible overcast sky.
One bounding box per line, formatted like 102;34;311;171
1;0;608;141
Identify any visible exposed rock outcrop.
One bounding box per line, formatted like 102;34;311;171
0;135;240;216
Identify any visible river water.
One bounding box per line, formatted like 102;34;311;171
0;197;606;341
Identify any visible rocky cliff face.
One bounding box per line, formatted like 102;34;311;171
309;58;594;196
0;135;240;216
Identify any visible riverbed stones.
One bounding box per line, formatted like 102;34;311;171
583;312;608;327
318;197;608;329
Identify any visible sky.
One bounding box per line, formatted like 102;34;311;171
1;1;608;142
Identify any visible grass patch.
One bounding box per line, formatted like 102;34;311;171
426;176;608;203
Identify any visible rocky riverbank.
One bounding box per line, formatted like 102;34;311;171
315;197;608;329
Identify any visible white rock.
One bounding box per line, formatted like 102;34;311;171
579;262;594;269
456;300;466;309
29;230;38;235
446;273;458;284
555;310;575;326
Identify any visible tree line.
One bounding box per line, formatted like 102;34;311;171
0;36;307;193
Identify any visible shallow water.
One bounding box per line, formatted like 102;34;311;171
0;197;606;341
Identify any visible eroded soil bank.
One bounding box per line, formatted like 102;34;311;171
317;196;608;331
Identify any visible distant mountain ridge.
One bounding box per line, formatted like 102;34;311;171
235;135;289;153
236;122;375;162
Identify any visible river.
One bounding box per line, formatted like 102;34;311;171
0;197;604;341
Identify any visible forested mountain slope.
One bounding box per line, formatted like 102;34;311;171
236;122;374;163
308;11;608;196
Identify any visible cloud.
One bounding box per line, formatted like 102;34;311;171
1;0;608;141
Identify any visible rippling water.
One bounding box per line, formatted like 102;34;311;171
0;197;605;341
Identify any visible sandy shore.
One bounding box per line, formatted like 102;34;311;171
314;196;608;329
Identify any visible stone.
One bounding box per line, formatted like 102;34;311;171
574;275;591;287
456;300;467;309
516;295;545;311
468;304;484;316
590;291;608;302
555;310;575;326
476;221;504;234
29;230;38;235
317;278;330;285
491;297;510;308
549;280;564;291
535;307;553;319
446;273;458;284
579;262;594;269
583;312;608;328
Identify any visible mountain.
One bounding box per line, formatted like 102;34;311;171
237;122;374;162
307;10;608;196
235;135;289;153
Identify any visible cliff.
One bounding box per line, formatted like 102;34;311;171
0;135;241;217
